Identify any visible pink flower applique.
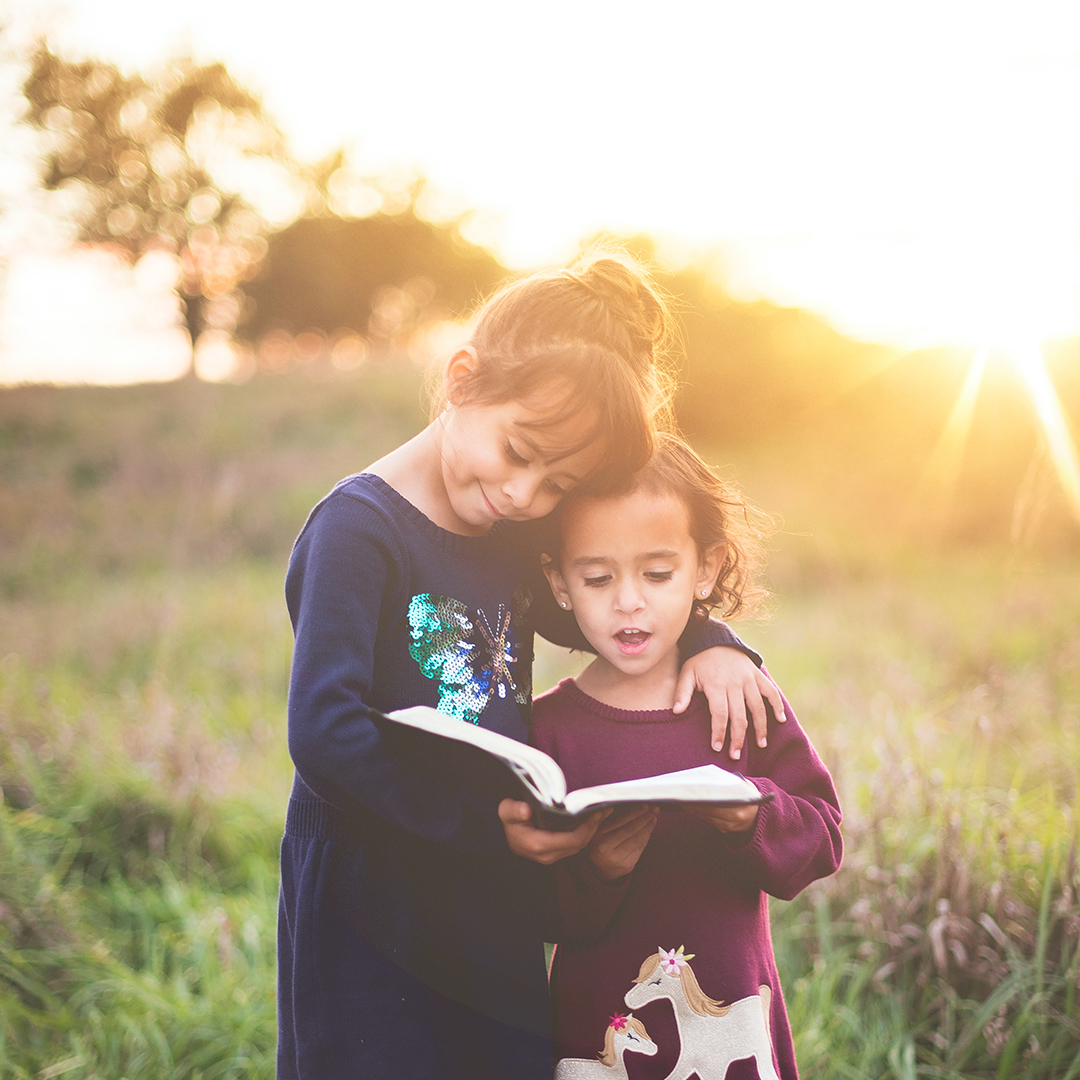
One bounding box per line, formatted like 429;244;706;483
658;945;696;975
608;1013;629;1031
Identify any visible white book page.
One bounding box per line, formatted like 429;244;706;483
562;763;761;817
387;706;568;806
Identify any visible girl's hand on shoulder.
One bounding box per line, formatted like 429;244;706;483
587;806;659;881
674;646;785;760
684;802;759;834
497;799;606;864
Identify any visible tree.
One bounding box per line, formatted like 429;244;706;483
20;44;298;363
239;186;507;351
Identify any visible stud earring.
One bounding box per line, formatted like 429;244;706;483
700;589;708;597
559;601;568;609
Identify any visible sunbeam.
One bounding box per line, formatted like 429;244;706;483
916;344;990;517
1007;340;1080;528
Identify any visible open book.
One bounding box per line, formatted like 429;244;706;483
378;705;771;831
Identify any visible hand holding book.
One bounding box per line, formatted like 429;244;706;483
496;797;608;864
587;805;661;880
379;706;771;833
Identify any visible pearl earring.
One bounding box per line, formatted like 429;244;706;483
559;601;568;608
700;589;708;597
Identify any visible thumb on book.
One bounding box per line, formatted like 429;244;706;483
498;798;533;825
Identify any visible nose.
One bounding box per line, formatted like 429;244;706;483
613;578;645;615
503;472;544;513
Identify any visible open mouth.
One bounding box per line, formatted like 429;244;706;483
614;628;651;654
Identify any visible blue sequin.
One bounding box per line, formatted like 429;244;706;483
407;592;529;724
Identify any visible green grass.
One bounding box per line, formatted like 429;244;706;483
755;557;1080;1079
1;372;1078;1077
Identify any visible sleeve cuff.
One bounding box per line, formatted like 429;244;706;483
679;617;763;668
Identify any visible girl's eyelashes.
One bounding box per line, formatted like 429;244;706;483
579;571;674;587
504;439;568;496
503;441;529;466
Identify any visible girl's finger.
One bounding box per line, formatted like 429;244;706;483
672;664;697;714
606;812;659;855
497;798;533;824
597;807;655;840
709;693;730;752
746;685;768;749
726;688;748;761
758;673;786;723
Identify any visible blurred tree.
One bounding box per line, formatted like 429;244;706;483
670;263;891;444
20;44;297;366
239;174;506;351
578;233;891;445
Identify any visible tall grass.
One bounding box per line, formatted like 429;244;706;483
1;372;1077;1076
0;567;288;1078
756;556;1080;1079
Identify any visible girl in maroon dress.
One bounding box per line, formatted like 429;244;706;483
534;435;843;1080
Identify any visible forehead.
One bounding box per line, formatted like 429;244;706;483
560;489;692;555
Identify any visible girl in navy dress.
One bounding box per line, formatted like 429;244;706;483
278;255;784;1079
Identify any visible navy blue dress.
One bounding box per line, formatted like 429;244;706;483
277;474;753;1079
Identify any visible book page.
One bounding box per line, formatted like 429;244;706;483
561;763;762;817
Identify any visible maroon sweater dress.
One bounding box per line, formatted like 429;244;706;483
533;677;842;1080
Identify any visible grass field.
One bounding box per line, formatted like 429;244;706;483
1;371;1077;1078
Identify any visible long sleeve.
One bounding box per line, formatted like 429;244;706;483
285;491;507;855
718;682;843;900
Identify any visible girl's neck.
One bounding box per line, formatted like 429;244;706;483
573;650;681;712
365;422;491;536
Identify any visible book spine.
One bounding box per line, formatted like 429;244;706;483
530;803;582;832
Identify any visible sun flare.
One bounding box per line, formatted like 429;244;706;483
917;345;990;514
1004;341;1080;528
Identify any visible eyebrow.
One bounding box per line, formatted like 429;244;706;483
570;549;681;567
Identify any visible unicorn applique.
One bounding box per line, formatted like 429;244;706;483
623;947;779;1080
554;1013;658;1079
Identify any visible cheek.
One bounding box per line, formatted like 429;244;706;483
536;489;566;518
567;589;604;625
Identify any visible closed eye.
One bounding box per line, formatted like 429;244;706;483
645;571;674;582
583;575;611;588
504;441;529;466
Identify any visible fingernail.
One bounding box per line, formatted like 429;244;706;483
730;748;741;760
712;742;722;752
759;738;767;748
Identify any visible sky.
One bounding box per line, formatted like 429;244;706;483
3;0;1080;383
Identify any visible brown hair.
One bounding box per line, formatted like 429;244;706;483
632;952;731;1018
433;248;677;490
561;433;771;619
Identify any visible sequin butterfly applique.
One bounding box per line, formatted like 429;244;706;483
407;591;530;724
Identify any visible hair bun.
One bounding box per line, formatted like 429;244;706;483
570;251;672;364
